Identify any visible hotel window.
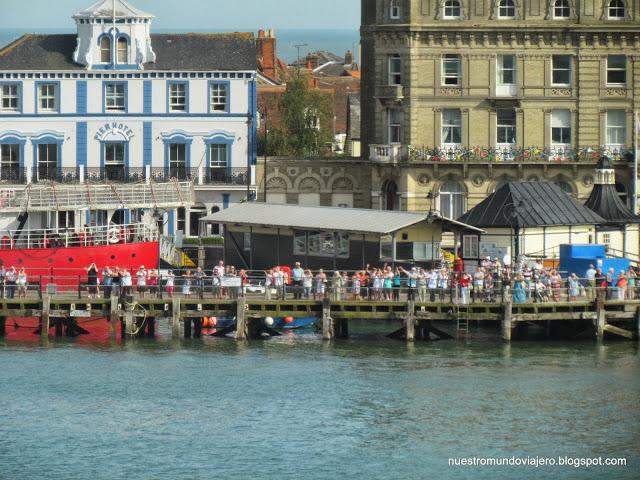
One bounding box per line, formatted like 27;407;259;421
169;82;187;112
606;55;626;85
389;0;400;19
105;83;126;112
100;36;111;63
496;54;516;96
608;0;625;18
388;55;402;85
104;143;125;181
443;0;461;18
442;54;461;86
168;143;187;180
177;207;186;233
0;84;19;112
442;109;462;147
496;108;516;146
551;110;571;149
38;83;57;111
37;144;57;181
117;37;128;64
552;55;571;85
0;144;20;181
606;110;626;151
209;144;228;182
210;82;228;112
389;109;401;144
439;181;465;220
553;0;570;18
498;0;516;18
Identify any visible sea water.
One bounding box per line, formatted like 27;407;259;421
0;320;638;480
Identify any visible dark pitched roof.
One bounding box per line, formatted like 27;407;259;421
584;184;639;224
0;33;256;71
458;182;606;228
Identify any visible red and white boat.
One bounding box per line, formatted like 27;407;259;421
0;180;193;288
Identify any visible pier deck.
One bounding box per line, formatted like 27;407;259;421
0;296;638;342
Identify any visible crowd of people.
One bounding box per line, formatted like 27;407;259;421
1;256;638;304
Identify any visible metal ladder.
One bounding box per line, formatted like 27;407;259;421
456;305;470;334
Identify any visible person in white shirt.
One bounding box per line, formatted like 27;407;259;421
586;264;597;299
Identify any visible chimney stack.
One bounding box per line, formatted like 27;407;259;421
257;28;277;81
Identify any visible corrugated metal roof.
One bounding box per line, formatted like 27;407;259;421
202;203;483;235
459;182;606;228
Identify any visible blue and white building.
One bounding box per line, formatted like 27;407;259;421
0;0;257;237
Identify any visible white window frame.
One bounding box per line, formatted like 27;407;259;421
210;144;228;168
100;37;111;64
105;83;125;112
498;0;516;18
439;181;466;220
169;143;187;178
104;143;125;166
37;144;57;181
606;55;626;86
550;109;571;153
551;55;572;86
0;144;20;180
388;55;402;85
442;54;461;86
210;82;228;112
496;55;516;97
608;0;625;19
38;83;57;112
441;109;462;149
553;0;571;18
443;0;462;18
496;108;516;157
0;84;20;112
117;37;128;64
389;0;400;19
389;109;402;144
169;82;187;112
606;110;626;152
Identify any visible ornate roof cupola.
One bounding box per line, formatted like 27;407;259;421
72;0;156;70
584;156;639;224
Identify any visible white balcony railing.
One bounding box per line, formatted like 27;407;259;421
369;144;403;163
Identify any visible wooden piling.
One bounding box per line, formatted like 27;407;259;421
236;297;247;340
40;295;51;339
0;316;6;337
171;297;181;339
322;298;333;341
54;318;63;337
406;300;415;342
502;301;513;342
109;296;119;339
124;307;134;337
635;306;640;341
595;299;605;341
184;317;192;339
193;317;202;338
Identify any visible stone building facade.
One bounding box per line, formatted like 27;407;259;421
361;0;639;217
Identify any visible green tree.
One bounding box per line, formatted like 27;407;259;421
259;74;334;157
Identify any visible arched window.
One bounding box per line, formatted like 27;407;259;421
117;37;128;64
443;0;461;18
100;36;111;63
553;0;570;18
389;0;400;19
555;180;573;196
608;0;625;18
439;181;465;219
498;0;516;18
382;180;399;211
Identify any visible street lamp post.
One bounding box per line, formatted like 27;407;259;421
261;108;269;202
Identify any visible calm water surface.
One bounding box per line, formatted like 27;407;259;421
1;320;638;480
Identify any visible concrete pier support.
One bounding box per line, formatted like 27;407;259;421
236;297;247;340
502;301;513;342
406;301;415;342
596;300;606;341
40;295;51;339
322;298;333;341
171;298;181;339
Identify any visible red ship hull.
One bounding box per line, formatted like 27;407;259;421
0;241;159;288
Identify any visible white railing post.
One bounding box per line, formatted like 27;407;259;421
198;166;204;186
79;165;85;184
145;165;151;185
26;165;32;184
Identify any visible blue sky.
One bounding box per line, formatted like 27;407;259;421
0;0;360;30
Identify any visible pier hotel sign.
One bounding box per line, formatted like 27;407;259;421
94;123;135;142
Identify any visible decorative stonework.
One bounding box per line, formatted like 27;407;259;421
472;175;484;187
583;175;594;187
550;88;572;96
418;173;430;185
604;88;627;97
287;167;299;177
440;87;463;96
